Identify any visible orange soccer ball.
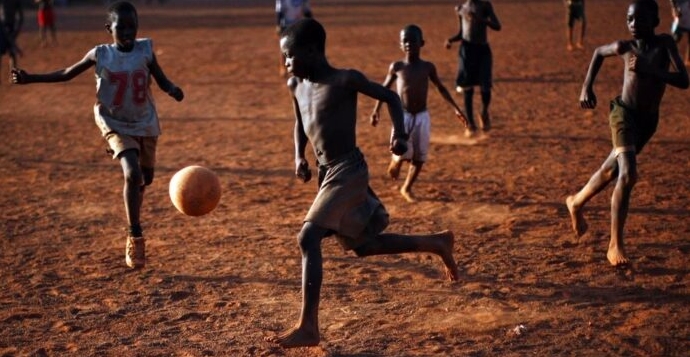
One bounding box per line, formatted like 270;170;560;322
169;165;222;216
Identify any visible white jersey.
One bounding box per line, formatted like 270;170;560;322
276;0;310;28
91;38;159;137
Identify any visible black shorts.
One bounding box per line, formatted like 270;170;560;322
456;41;492;89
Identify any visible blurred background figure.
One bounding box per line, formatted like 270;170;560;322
1;0;24;69
275;0;312;76
671;0;690;65
564;0;585;51
36;0;57;47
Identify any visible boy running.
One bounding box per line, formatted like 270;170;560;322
269;18;458;348
370;24;467;203
445;0;501;137
12;1;184;269
566;0;688;266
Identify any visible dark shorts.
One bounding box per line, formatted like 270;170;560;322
567;2;585;27
608;97;658;154
307;149;390;251
456;41;492;89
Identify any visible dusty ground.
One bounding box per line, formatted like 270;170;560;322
1;0;689;356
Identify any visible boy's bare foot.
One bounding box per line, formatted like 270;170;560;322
400;188;416;203
437;230;459;281
576;42;584;49
566;195;588;236
464;128;476;138
387;160;401;180
607;245;628;266
266;326;320;348
567;43;574;51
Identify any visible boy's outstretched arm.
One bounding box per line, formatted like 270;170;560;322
370;62;398;127
11;51;96;84
289;78;311;183
580;41;625;109
428;63;468;127
346;70;407;155
149;54;184;102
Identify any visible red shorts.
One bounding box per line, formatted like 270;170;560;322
38;8;55;27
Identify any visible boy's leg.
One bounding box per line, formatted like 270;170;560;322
387;158;402;179
268;222;328;348
577;19;586;48
462;87;476;136
566;150;619;236
400;161;423;203
119;149;146;269
354;230;459;281
480;88;491;132
119;149;144;236
608;151;637;266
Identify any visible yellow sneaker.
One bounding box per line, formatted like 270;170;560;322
125;236;146;269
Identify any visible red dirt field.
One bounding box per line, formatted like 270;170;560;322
1;1;689;356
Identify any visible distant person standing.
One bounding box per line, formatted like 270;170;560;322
35;0;57;47
445;0;501;138
670;0;690;65
0;18;20;80
1;0;23;69
275;0;312;76
564;0;586;51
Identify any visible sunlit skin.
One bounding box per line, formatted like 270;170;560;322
567;1;688;266
370;26;467;202
267;21;459;348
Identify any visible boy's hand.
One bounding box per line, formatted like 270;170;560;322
295;159;312;183
10;68;27;84
455;110;469;128
444;39;452;49
370;112;380;127
628;54;653;75
390;137;408;156
579;87;597;109
168;86;184;102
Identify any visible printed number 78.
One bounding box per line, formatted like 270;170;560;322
109;70;148;106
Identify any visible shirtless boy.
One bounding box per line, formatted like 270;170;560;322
445;0;501;137
566;0;688;266
370;24;467;203
269;18;459;348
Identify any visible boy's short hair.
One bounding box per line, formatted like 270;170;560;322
402;24;424;41
107;1;138;22
281;18;326;54
633;0;659;24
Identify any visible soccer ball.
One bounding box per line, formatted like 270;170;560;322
169;165;222;216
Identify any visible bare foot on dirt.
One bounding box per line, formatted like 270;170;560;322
400;188;417;203
566;195;588;236
266;325;320;348
387;160;401;180
607;246;628;267
438;230;459;281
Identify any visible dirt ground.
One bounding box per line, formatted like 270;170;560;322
1;0;689;356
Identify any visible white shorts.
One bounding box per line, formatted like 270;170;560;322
391;110;430;162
